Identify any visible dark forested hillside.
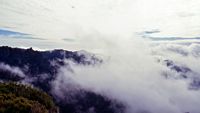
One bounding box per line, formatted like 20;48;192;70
0;82;58;113
0;46;102;91
0;46;124;113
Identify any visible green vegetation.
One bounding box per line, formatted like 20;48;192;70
0;82;58;113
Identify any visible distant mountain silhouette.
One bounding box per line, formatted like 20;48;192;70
162;59;200;90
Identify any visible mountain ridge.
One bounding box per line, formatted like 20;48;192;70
0;46;124;113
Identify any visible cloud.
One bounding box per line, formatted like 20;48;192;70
142;30;161;35
0;63;25;78
147;36;200;41
151;43;200;90
48;36;200;113
0;40;200;113
0;28;44;40
1;0;200;51
0;28;27;36
62;38;75;42
141;30;200;42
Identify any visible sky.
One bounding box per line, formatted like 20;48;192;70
0;0;200;52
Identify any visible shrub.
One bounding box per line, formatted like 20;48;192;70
0;82;58;113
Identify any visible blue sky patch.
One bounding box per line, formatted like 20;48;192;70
0;29;27;36
0;28;44;40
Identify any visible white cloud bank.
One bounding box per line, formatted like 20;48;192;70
49;39;200;113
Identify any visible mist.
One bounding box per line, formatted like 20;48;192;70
0;63;25;78
48;36;200;113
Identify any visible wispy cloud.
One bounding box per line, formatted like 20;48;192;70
142;30;160;35
62;38;75;42
0;28;44;40
148;37;200;41
141;30;200;42
0;29;27;36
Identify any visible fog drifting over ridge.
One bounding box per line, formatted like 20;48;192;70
1;0;200;113
50;42;200;113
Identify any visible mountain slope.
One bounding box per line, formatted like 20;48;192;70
0;46;124;113
0;82;58;113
